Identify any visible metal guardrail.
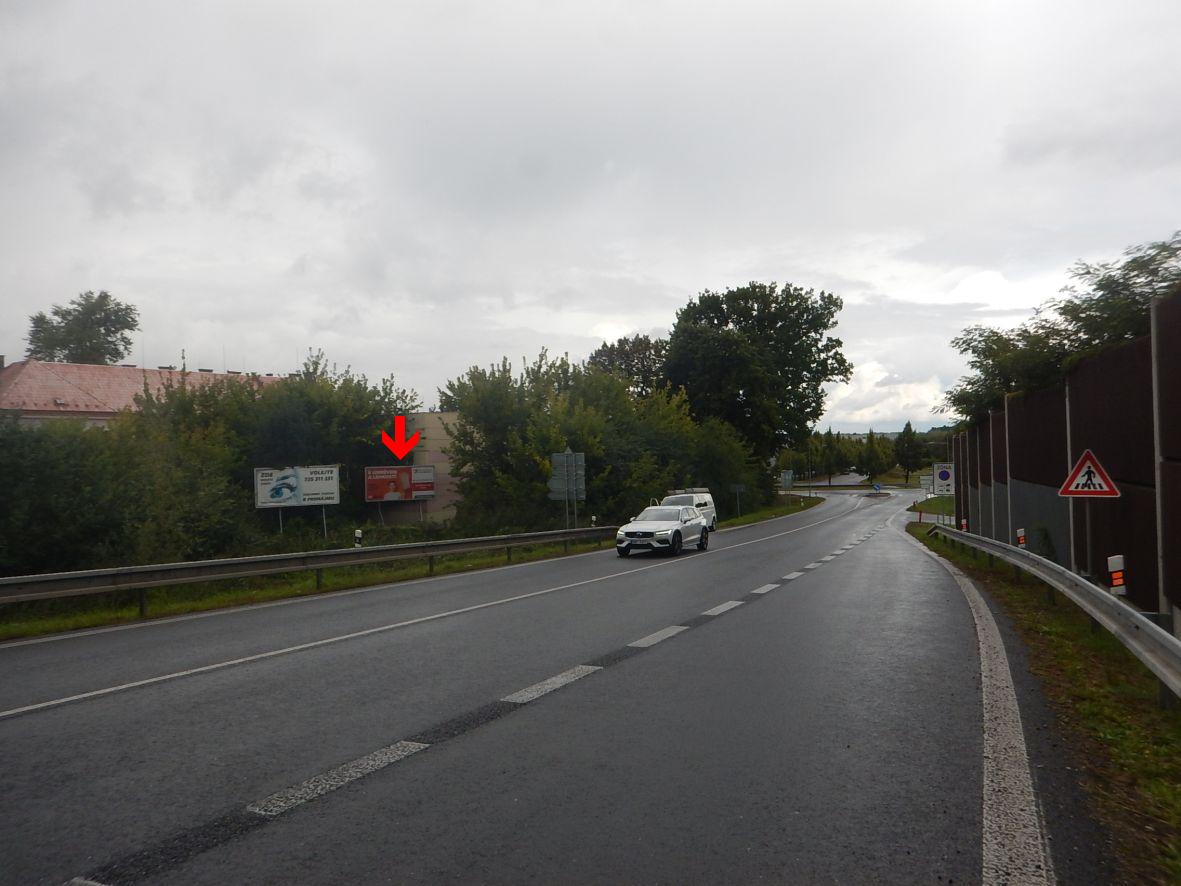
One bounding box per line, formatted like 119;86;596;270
0;526;619;605
931;525;1181;699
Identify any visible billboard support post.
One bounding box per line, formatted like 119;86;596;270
278;509;283;535
322;506;328;540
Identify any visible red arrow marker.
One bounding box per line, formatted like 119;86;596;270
381;416;420;460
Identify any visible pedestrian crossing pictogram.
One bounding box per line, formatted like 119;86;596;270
1058;449;1120;498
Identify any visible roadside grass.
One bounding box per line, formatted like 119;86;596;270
907;522;1181;883
0;539;608;642
718;494;822;529
907;494;955;516
872;466;923;487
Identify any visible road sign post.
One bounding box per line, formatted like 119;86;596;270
548;449;586;529
1059;449;1120;578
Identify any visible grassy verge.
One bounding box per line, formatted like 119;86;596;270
0;539;607;642
907;494;955;516
907;523;1181;883
718;494;823;529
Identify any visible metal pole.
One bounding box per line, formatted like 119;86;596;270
1066;378;1077;572
322;506;328;540
278;508;283;534
1150;296;1176;638
1084;499;1092;578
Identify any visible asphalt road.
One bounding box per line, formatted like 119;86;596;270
0;492;1110;884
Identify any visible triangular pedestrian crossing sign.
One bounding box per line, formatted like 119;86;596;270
1058;449;1120;497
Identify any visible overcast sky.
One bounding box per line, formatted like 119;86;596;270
2;1;1178;431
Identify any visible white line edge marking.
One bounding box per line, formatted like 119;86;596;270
247;740;428;817
702;601;744;616
782;572;805;581
628;625;689;648
501;665;601;704
3;495;864;651
2;499;868;719
748;584;779;595
893;514;1054;884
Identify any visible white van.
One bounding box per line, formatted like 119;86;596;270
660;488;717;530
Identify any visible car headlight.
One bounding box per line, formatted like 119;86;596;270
655;529;672;537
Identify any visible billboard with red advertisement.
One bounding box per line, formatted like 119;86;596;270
364;465;436;502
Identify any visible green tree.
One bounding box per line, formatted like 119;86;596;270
663;282;852;460
943;232;1180;419
893;421;924;483
587;334;669;398
820;428;843;483
856;430;893;482
26;290;140;364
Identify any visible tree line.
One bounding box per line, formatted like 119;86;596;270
0;355;420;577
3;280;854;575
943;232;1180;420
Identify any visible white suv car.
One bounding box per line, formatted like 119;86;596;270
660;488;717;530
616;506;709;557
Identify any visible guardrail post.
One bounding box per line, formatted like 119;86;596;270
506;546;512;564
1162;682;1178;710
138;589;147;618
428;555;435;576
564;539;570;554
315;569;323;591
1012;564;1021;584
1046;585;1055;606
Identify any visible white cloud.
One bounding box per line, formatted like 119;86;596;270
1;0;1178;430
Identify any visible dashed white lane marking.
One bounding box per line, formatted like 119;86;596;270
895;517;1055;884
502;665;601;704
702;601;745;616
247;740;429;817
804;562;822;570
68;879;111;885
0;556;721;720
628;625;690;648
782;572;805;581
820;555;835;562
749;583;780;595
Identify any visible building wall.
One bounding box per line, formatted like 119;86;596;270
379;411;461;525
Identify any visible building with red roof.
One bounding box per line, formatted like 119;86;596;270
0;357;282;426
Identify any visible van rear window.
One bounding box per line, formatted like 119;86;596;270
661;495;694;505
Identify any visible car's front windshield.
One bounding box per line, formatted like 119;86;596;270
636;508;681;522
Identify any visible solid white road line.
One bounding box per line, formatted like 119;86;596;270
782;572;805;581
502;665;601;704
0;563;680;721
748;584;780;595
702;601;745;616
628;626;690;648
895;517;1054;884
247;740;428;817
3;495;865;653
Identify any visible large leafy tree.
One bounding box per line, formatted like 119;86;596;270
26;290;140;364
587;334;669;398
893;420;925;483
943;232;1180;419
439;351;763;533
855;430;894;482
663;282;851;459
